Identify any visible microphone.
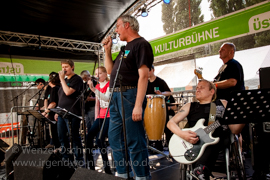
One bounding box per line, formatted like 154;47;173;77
30;82;37;86
121;46;126;53
111;32;117;40
64;71;67;74
91;76;99;82
103;32;118;45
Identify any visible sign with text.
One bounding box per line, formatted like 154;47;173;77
0;62;24;74
0;58;95;75
150;1;270;57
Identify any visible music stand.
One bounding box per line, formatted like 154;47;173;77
223;88;270;124
50;107;82;120
223;88;270;179
28;110;56;124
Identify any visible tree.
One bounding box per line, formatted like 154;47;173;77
254;31;270;47
162;0;204;34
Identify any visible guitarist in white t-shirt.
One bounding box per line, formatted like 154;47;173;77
167;79;245;180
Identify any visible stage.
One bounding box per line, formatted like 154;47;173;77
0;147;255;180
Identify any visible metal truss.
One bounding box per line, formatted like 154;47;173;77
0;30;103;53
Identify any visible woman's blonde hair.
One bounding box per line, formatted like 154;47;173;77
97;66;110;81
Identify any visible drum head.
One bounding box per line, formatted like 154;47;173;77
146;94;165;99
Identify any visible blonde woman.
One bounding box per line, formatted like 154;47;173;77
86;66;112;174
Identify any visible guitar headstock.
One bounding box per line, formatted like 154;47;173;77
194;68;203;79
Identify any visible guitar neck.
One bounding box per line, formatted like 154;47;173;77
204;120;221;134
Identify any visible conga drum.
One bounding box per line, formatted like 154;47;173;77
144;94;166;140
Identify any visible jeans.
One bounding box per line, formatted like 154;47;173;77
86;117;111;172
51;121;60;148
108;88;150;180
85;106;95;133
57;116;84;161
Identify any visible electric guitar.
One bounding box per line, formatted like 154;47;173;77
194;68;203;79
169;118;221;164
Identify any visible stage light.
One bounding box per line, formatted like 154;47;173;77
141;5;148;17
163;0;171;4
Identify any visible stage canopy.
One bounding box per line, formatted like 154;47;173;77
0;0;147;61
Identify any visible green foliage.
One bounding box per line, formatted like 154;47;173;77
162;0;204;34
254;31;270;47
208;0;266;17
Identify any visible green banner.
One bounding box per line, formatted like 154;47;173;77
150;2;270;57
0;74;49;82
0;58;96;75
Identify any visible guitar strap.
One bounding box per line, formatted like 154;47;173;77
209;102;216;124
214;64;227;82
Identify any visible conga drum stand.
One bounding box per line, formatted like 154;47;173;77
147;144;171;159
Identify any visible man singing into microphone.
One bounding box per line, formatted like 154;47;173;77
56;59;84;166
103;15;153;179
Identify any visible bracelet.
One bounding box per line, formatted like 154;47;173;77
215;83;218;88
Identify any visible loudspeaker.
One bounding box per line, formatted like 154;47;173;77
70;168;123;180
13;149;74;180
5;143;22;179
0;139;9;163
0;150;4;163
259;67;270;89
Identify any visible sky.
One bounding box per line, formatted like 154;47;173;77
136;0;212;41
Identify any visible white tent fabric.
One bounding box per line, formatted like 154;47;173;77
154;45;270;90
155;60;196;89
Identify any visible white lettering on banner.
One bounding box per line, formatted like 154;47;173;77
154;27;220;54
213;27;219;38
0;62;24;74
249;11;270;33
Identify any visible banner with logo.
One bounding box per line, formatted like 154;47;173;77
0;58;95;76
151;1;270;57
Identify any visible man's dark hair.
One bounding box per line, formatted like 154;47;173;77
49;72;60;86
61;59;75;71
35;78;45;85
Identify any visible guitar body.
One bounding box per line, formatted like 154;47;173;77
169;119;220;164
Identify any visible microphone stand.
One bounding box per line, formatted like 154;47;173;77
10;84;35;144
98;46;131;179
28;84;46;110
28;84;47;148
81;82;87;164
